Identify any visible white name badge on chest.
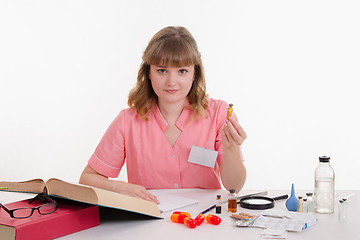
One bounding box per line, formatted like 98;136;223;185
187;145;218;168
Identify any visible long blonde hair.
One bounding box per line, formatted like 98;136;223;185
128;26;208;120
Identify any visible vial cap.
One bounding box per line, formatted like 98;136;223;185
217;195;221;198
306;192;313;196
319;156;330;162
229;189;236;193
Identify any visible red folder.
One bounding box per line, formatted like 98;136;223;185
0;198;99;240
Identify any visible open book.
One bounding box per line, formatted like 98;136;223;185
0;178;162;219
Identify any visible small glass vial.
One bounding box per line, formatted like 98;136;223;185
306;192;315;212
228;189;237;213
314;156;335;213
216;195;222;214
338;199;348;220
297;196;303;212
302;198;308;213
227;103;233;119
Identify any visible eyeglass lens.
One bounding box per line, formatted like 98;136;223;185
38;203;57;214
12;208;34;218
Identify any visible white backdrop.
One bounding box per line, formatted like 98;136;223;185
1;0;359;191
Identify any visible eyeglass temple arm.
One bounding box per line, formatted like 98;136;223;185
0;202;12;214
29;187;50;204
41;187;49;196
28;193;57;206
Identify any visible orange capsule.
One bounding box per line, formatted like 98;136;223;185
184;217;197;228
172;211;191;217
171;213;189;223
206;214;221;225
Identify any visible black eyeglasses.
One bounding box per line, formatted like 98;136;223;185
0;194;58;219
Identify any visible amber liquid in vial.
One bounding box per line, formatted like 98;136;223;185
228;199;237;212
227;103;233;119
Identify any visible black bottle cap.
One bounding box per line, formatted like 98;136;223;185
319;156;330;162
229;189;236;193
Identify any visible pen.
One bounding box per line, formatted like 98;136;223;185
198;191;268;215
199;203;217;215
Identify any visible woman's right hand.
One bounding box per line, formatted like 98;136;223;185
114;181;160;204
79;164;159;204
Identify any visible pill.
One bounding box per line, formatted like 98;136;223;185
171;213;190;223
206;214;221;225
172;211;191;217
184;217;197;228
194;214;205;226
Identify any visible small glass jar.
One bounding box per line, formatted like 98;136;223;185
216;195;222;214
228;189;237;213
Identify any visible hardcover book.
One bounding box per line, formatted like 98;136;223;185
0;198;99;240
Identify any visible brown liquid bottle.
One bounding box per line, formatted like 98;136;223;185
227;103;233;119
216;195;222;214
228;189;237;213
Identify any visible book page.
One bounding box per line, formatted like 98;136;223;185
0;225;15;240
46;178;161;219
149;190;198;213
93;188;162;218
0;179;45;194
46;178;99;204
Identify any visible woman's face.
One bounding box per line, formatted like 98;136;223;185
149;64;194;106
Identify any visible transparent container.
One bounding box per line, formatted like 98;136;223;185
216;195;222;214
228;189;237;213
306;192;315;212
314;156;335;213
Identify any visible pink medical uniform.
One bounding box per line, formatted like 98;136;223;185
88;98;240;189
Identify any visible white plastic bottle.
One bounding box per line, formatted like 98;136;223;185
314;156;335;213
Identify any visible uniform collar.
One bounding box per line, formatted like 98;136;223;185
153;101;192;132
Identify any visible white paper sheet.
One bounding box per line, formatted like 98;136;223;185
149;190;199;213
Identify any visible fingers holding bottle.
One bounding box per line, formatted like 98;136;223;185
222;103;246;147
222;118;246;147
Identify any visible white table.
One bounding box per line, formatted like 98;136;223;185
1;189;359;239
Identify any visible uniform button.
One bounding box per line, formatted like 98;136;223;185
174;183;179;188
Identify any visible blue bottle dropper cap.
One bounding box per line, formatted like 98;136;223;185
285;183;298;211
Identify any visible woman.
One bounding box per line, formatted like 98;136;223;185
79;26;247;204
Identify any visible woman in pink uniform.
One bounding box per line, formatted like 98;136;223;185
80;26;247;204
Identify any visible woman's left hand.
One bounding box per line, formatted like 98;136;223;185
221;117;247;148
220;116;247;193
